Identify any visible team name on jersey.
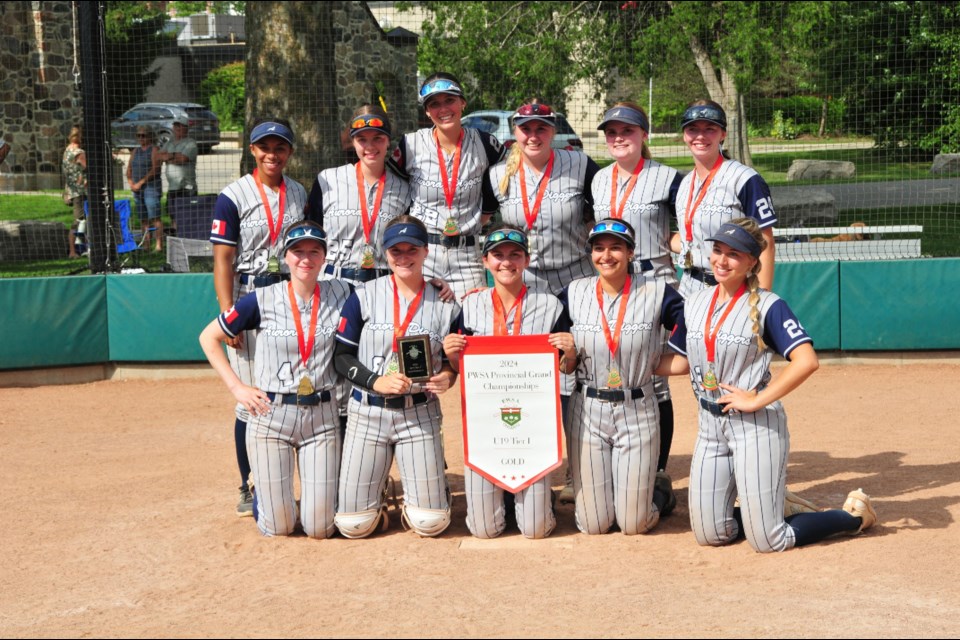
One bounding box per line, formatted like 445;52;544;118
685;329;753;347
413;175;484;191
239;218;271;230
325;208;362;218
262;325;338;338
572;322;654;334
366;322;445;344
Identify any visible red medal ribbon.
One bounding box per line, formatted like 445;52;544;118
434;129;464;211
517;151;555;231
491;286;526;336
356;163;386;245
609;158;645;219
286;281;321;370
595;275;632;359
682;155;724;242
253;168;287;246
391;275;426;352
703;283;748;363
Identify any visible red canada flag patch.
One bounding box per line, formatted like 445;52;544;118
211;219;226;236
338;316;347;333
225;306;239;323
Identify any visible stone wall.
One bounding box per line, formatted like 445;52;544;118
0;1;82;192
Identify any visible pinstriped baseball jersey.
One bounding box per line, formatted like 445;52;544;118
394;127;505;236
336;276;460;395
210;174;309;275
483;150;600;271
591;160;681;262
668;287;812;402
565;275;684;390
305;164;411;271
675;159;777;274
456;288;569;337
217;279;353;393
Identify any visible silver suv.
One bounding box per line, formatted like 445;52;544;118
461;109;584;151
111;103;220;153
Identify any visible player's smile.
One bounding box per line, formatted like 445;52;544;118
603;123;646;162
683;122;725;162
251;137;293;184
386;243;427;274
591;237;632;278
709;241;757;286
484;246;529;286
516;123;554;167
425;95;465;131
353;132;389;169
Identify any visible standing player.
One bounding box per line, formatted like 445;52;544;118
443;225;576;539
199;221;350;538
333;216;460;538
591;102;684;496
306;105;410;287
564;219;685;535
393;72;506;299
670;100;777;299
210;118;309;516
668;219;877;552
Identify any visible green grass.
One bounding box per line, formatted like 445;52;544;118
833;205;960;258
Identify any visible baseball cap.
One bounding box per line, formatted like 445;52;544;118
172;116;189;127
511;102;557;128
250;121;295;146
482;228;529;256
418;78;465;106
283;223;327;253
597;105;649;132
680;104;727;130
587;219;636;249
382;222;429;250
349;113;392;138
707;223;763;258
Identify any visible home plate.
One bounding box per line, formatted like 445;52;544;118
458;536;574;550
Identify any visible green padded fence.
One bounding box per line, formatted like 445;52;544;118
0;262;957;372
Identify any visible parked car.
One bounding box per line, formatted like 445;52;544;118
111;103;220;154
461;109;584;151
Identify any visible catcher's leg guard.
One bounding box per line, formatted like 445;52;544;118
401;503;451;537
334;506;389;539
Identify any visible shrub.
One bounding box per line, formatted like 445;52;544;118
200;62;245;132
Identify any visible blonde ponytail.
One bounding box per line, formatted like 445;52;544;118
499;143;523;196
747;268;765;351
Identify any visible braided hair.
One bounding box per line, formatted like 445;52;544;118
728;217;768;351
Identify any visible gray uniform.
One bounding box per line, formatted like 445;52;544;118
211;174;308;421
674;159;776;298
565;275;684;534
335;276;460;529
669;287;812;552
484;150;600;295
394;128;505;298
456;288;569;539
217;279;352;538
307;164;411;280
592;160;683;404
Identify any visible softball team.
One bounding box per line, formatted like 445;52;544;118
198;84;877;549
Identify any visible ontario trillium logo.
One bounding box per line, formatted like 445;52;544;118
500;398;522;428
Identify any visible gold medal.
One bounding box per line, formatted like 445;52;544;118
607;368;623;389
702;368;719;392
360;244;375;269
267;255;281;274
443;216;460;237
297;376;315;396
386;355;400;375
683;251;693;269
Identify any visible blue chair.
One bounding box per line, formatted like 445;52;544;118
84;199;153;265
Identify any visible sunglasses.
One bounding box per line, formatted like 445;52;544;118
590;221;630;235
419;79;463;101
351;116;386;130
483;229;528;253
515;103;554;117
682;106;726;127
285;225;327;244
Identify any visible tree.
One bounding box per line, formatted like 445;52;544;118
169;2;246;16
407;1;616;112
104;2;169;119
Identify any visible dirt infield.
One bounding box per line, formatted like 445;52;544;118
2;362;959;637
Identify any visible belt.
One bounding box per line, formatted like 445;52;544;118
427;233;477;248
577;383;644;403
352;389;430;409
699;396;726;416
239;273;290;287
632;259;654;273
267;389;333;406
324;264;390;283
686;268;718;286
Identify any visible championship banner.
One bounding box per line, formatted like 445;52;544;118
459;335;563;493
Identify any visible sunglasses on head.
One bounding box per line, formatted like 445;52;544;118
351;116;386;130
486;229;527;244
419;79;462;99
590;221;630;235
286;225;327;244
516;103;554;117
